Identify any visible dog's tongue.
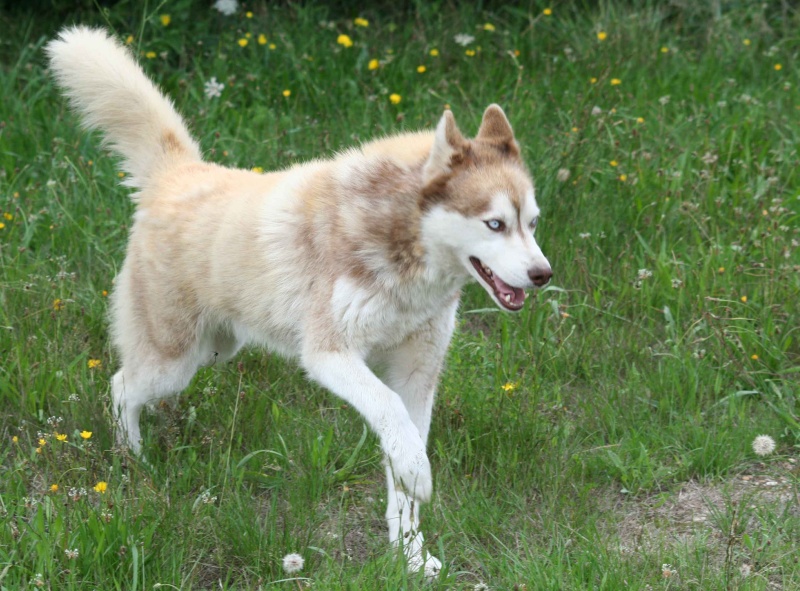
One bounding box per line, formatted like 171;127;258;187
493;274;526;307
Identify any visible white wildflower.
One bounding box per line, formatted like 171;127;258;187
661;563;677;578
752;435;776;456
282;552;304;574
591;105;603;116
65;548;79;560
556;168;571;182
204;77;225;99
454;33;475;46
637;268;653;280
213;0;238;16
579;232;592;239
671;278;683;289
658;95;670;105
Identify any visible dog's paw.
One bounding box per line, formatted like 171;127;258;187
407;550;442;579
386;431;432;502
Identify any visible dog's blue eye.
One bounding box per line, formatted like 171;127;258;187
530;217;539;230
485;219;505;232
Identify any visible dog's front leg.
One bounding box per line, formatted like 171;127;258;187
301;350;433;503
377;303;458;577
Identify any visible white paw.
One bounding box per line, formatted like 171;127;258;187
407;551;442;579
386;433;432;502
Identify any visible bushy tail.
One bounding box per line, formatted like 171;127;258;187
46;26;202;189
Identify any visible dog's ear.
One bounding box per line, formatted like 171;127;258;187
422;110;467;185
476;104;520;158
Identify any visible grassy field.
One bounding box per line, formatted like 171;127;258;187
1;1;799;589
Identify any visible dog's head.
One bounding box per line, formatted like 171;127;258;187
420;105;552;312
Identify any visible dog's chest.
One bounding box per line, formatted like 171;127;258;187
330;277;456;352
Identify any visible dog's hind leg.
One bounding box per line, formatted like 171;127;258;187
377;300;459;578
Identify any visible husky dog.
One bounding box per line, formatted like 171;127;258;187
47;27;551;576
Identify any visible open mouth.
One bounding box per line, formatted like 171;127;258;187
469;256;526;311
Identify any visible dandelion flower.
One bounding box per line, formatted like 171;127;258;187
590;77;598;84
619;174;628;182
252;166;264;174
55;433;67;442
160;14;171;26
39;438;46;446
80;430;92;440
543;8;552;16
501;382;516;392
269;43;276;50
483;23;495;32
50;484;59;492
389;93;401;105
4;212;14;220
750;354;759;360
752;435;775;456
636;117;644;123
93;481;108;494
610;160;618;167
718;267;725;273
0;223;5;230
740;295;747;303
237;38;248;47
213;0;238;16
245;11;253;18
454;33;475;46
12;435;18;443
465;49;476;56
430;48;439;57
660;46;669;53
282;89;291;98
597;31;607;41
610;78;621;86
368;58;379;70
282;553;304;573
145;51;156;59
354;17;369;27
125;35;134;44
257;34;267;45
204;77;224;99
417;65;426;73
337;34;353;48
774;63;782;71
88;359;102;370
743;38;751;46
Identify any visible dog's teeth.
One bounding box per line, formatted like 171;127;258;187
504;294;512;303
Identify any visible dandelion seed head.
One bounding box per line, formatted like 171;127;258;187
752;435;775;456
282;553;304;573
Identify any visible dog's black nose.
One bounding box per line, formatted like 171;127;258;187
528;266;552;287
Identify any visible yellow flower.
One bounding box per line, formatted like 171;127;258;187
117;171;125;178
774;63;782;71
258;34;267;45
145;51;156;59
160;14;170;27
80;431;92;440
610;160;618;167
465;49;476;56
501;382;516;392
368;58;379;70
12;435;18;443
0;223;4;230
36;447;42;454
543;8;552;16
269;43;276;50
751;354;759;360
740;295;748;303
102;290;108;297
125;35;134;45
38;438;46;446
571;126;579;133
337;34;353;48
590;77;598;84
718;267;725;273
660;46;669;53
636;117;644;123
55;433;67;442
53;299;65;311
88;359;102;370
282;89;291;98
3;212;12;220
429;48;439;57
354;17;369;27
245;32;252;39
619;174;627;182
513;49;520;56
93;481;108;494
50;484;59;492
238;38;248;47
610;78;621;85
597;31;607;41
246;11;253;18
483;23;495;32
743;38;751;46
389;93;401;105
417;65;426;73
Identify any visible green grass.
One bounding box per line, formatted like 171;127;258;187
1;1;799;589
